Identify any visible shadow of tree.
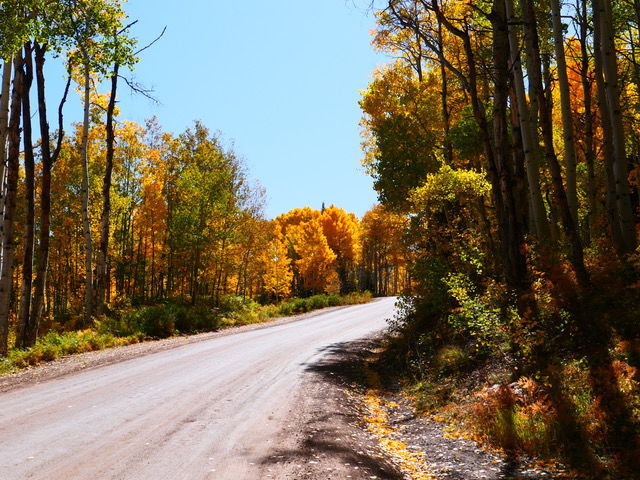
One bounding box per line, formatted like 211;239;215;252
258;338;404;479
293;339;562;480
531;288;640;479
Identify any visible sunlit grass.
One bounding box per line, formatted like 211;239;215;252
1;292;373;376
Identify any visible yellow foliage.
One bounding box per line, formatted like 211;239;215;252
319;205;361;264
261;233;294;300
294;218;339;294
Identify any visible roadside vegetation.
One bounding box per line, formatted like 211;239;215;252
362;1;640;478
0;292;372;375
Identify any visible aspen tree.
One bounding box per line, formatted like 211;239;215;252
505;0;550;240
551;0;580;224
16;42;35;348
0;54;23;355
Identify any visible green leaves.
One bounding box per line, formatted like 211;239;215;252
167;122;248;255
409;164;490;212
66;0;138;75
0;0;35;58
0;0;138;73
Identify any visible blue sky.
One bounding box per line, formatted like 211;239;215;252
46;0;390;219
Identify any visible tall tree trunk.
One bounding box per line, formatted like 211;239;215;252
0;60;12;273
0;60;11;218
0;54;23;356
96;62;119;316
16;42;35;349
593;0;637;252
505;0;550;240
578;0;598;243
509;86;530;233
29;43;70;348
592;0;627;253
429;0;528;289
437;21;453;165
80;61;94;324
491;0;529;290
523;0;590;287
551;0;580;225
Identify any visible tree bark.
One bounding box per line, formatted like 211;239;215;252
436;21;453;165
0;54;23;356
505;0;550;240
551;0;580;225
594;0;637;252
0;60;12;267
16;42;35;349
522;0;590;287
96;61;119;316
28;43;70;348
80;60;94;324
0;60;11;201
592;0;627;254
509;86;530;233
577;0;598;243
491;0;529;290
427;0;528;289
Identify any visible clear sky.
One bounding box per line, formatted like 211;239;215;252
46;0;390;219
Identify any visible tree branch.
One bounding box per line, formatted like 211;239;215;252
118;75;160;103
52;68;72;164
135;26;167;56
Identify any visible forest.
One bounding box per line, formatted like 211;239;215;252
362;0;640;477
2;0;640;476
0;1;408;361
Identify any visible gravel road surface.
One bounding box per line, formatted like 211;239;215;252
0;298;397;480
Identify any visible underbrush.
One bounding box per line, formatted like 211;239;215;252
386;333;640;477
0;330;143;375
382;266;640;479
0;292;373;375
276;292;372;316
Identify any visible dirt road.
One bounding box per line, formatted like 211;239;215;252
0;298;397;480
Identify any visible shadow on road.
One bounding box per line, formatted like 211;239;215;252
258;338;404;479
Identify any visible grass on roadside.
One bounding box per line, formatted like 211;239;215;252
0;330;143;375
223;291;373;326
0;292;373;375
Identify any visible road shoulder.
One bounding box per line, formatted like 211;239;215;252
257;339;404;480
0;304;354;393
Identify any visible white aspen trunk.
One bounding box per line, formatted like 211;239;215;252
550;0;580;225
505;0;550;240
592;0;626;252
0;55;23;355
0;60;11;184
0;59;12;272
80;62;93;324
16;42;35;349
595;0;637;252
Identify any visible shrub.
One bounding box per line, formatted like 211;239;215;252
124;305;177;338
445;274;512;356
3;329;141;371
175;305;220;333
276;292;371;316
434;345;468;373
218;294;258;314
469;381;559;457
